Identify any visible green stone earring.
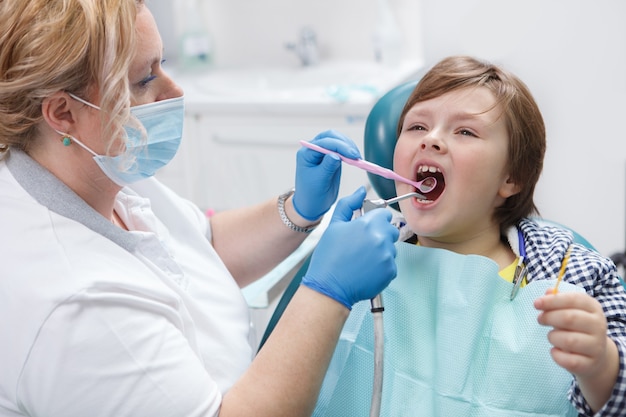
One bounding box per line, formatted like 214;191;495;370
61;136;72;146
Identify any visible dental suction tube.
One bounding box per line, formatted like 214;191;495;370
361;191;421;417
370;294;385;417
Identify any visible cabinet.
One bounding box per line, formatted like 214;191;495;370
159;113;368;212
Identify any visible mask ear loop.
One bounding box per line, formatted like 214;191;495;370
67;93;101;110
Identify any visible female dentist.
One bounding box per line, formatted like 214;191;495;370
0;1;399;416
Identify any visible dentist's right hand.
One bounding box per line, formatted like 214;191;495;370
301;187;400;309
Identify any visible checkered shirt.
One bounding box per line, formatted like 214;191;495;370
519;218;626;416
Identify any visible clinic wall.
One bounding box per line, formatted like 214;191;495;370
151;0;626;257
417;0;626;257
150;0;424;67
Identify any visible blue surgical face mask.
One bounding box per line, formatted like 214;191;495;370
57;94;184;186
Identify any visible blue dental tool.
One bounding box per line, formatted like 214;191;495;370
510;229;527;300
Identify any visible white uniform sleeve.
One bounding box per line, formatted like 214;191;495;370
16;290;222;417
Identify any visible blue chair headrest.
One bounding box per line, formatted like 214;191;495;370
363;80;418;201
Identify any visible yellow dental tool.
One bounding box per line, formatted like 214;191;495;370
552;247;572;294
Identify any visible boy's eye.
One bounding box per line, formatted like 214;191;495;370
408;124;426;131
459;129;477;137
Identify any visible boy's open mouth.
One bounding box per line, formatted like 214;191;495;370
416;165;445;202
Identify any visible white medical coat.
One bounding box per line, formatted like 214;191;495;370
0;150;252;417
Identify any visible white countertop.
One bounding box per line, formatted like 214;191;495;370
169;59;423;116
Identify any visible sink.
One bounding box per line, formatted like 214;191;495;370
186;60;422;102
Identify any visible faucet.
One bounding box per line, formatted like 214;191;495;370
285;27;319;67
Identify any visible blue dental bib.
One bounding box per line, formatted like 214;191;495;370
313;243;581;417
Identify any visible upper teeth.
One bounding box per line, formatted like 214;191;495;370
418;165;440;173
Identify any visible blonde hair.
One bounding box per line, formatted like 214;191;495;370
0;0;142;153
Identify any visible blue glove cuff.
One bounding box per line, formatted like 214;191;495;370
292;193;326;222
301;278;352;310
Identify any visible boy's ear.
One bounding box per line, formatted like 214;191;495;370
41;92;76;133
499;176;522;199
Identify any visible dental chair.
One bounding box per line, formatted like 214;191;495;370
258;80;608;350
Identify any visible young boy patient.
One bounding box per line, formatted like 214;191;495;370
312;55;626;417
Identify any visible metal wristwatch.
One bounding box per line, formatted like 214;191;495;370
277;188;317;233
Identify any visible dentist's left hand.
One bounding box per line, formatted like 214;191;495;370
293;130;361;221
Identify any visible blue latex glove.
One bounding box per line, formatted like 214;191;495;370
293;130;361;221
301;187;400;309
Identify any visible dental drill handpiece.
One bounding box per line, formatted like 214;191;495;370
359;191;425;417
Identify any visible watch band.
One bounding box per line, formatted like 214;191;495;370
277;189;318;233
